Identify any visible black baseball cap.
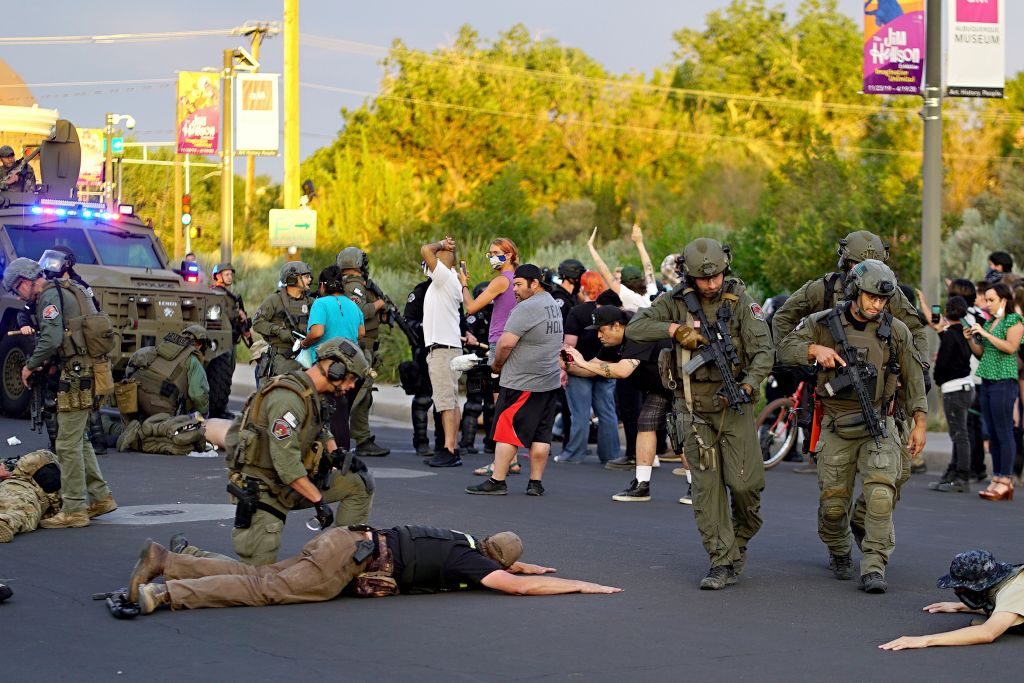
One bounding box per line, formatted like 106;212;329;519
513;264;551;289
585;305;627;330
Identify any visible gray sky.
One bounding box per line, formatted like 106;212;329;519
3;0;1020;180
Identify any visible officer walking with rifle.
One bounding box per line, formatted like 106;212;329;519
338;247;391;458
252;262;314;385
626;238;773;590
777;260;927;594
221;338;375;565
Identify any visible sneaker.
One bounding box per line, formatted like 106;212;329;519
169;533;190;554
86;494;118;519
659;453;682;463
699;565;737;590
734;548;748;576
39;510;89;529
652;456;661;468
0;582;12;602
859;571;888;594
526;480;545;497
829;552;854;581
466;478;508;495
672;467;689;477
910;459;927;474
604;456;636;471
928;468;957;490
426;449;462;468
355;439;391;457
612;479;650;502
934;478;968;493
554;455;583;464
137;583;171;615
678;483;693;505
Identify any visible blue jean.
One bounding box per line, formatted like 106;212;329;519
562;375;620;462
980;379;1018;476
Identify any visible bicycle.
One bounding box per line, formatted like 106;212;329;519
756;379;809;468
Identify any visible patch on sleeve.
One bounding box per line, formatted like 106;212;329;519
407;292;416;303
794;319;805;332
271;418;292;440
353;287;363;297
42;304;59;321
749;303;765;322
282;411;298;428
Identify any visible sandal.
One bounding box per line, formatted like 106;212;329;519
509;460;521;475
473;460;521;476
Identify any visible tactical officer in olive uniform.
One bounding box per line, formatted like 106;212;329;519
126;324;211;418
771;231;931;536
223;338;375;565
252;261;314;385
626;239;773;590
777;260;927;594
0;144;36;192
211;263;252;365
338;247;389;457
4;258;116;529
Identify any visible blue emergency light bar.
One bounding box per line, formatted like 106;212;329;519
31;204;121;221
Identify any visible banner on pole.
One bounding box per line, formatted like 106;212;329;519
947;0;1004;98
77;128;105;185
176;72;220;155
235;74;280;156
863;1;925;95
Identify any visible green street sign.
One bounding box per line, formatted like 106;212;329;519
268;208;317;248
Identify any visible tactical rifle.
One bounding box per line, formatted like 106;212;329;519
823;310;887;447
0;147;40;191
680;290;751;413
28;368;47;435
93;588;140;619
365;278;419;347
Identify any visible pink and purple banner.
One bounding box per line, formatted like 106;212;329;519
863;1;925;96
176;72;220;155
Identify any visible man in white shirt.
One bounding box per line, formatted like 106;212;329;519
421;236;466;467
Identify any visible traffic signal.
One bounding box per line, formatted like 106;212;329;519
181;193;192;226
189;225;202;239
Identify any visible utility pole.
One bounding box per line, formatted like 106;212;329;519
103;113;114;212
283;0;300;210
221;49;236;264
920;0;942;308
174;153;183;260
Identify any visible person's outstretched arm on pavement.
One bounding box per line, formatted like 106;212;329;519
879;603;1018;650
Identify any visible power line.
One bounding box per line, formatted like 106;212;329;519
0;28;254;46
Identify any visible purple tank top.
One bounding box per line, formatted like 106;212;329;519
488;270;516;343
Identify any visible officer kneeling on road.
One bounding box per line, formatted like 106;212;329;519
122;525;621;614
214;337;375;566
0;450;63;543
125;324;211;419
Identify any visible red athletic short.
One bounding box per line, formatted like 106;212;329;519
490;387;560;447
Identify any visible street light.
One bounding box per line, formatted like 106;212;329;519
104;112;135;211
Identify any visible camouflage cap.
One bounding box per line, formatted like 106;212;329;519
937;550;1020;592
248;338;270;364
838;231;889;268
12;449;57;478
845;259;897;299
182;324;210;342
336;246;367;271
681;238;731;277
317;337;371;378
2;257;44;293
0;145;14;158
480;531;523;569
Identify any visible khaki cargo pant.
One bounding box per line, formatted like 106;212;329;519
683;407;765;568
55;406;112;514
166;528;370;610
849;416;911;546
230;469;374;566
816;416;900;576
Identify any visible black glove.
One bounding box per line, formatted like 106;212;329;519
313;500;334;530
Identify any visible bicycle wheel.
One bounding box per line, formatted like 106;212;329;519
756;398;798;469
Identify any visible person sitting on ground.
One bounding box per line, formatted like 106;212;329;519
880;550;1024;650
123;525;621;615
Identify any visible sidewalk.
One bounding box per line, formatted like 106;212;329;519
231;364;957;469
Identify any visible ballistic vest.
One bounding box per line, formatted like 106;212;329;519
43;279;113;370
814;307;898;417
267;290;312;354
128;333;198;416
395;525;479;594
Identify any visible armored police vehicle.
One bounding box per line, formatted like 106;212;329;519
0;119;234;417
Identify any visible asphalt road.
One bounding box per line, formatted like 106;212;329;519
1;402;1021;682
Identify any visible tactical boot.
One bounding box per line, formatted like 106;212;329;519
928;468;957;491
604;456;636;471
354;439;390;457
829;553;854;580
39;510;89;529
935;477;969;493
466;478;508;496
129;540;168;602
0;582;11;602
0;521;13;543
169;533;190;554
612;479;650;502
137;583;171;615
86;494;118;519
415;443;434;458
910;458;927;474
859;572;888;594
699;565;737;590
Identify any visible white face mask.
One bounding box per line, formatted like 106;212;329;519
996;304;1006;318
488;254;507;270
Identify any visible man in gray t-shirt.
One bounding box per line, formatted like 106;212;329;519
466;264;564;497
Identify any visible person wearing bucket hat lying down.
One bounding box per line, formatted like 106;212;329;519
880;550;1024;650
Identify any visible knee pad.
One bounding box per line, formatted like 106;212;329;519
867;486;893;517
821;499;846;523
